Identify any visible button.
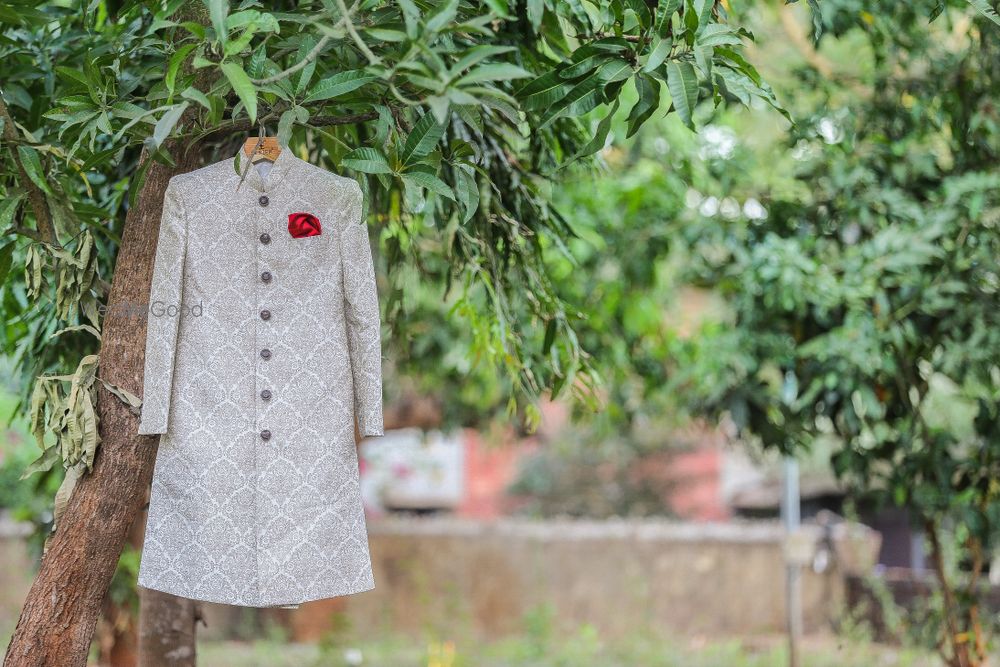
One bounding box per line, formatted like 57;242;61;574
260;309;271;321
261;271;272;283
259;232;271;245
259;195;269;207
260;389;272;401
260;348;272;360
260;429;271;441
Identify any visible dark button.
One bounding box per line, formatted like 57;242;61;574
259;232;271;245
260;389;272;401
260;348;271;360
261;270;272;283
260;429;271;441
260;309;271;321
259;195;269;207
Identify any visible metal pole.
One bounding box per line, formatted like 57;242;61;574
782;456;802;667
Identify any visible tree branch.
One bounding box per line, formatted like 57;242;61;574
0;95;57;245
250;34;333;85
207;110;379;137
335;0;381;65
4;225;48;243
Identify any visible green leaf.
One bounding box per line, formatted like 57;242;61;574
454;167;479;222
166;44;198;95
643;36;673;72
666;60;698;129
517;70;572;111
293;35;319;95
277;107;296;145
626;73;661;137
402;166;455;200
0;241;15;286
696;24;744;47
427;0;460;31
656;0;682;34
246;43;267;79
967;0;1000;26
180;86;212;110
539;70;603;128
454;63;532;86
428;95;451;125
205;0;229;46
341;147;394;174
17;146;53;195
527;0;544;28
450;46;516;77
220;62;257;124
401;113;447;165
302;70;376;103
0;193;25;230
151;102;189;148
568;98;619;162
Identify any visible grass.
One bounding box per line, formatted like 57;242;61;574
195;632;944;667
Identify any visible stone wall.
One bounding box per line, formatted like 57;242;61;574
273;516;879;642
0;516;880;645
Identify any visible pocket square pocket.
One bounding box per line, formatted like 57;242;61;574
288;212;322;238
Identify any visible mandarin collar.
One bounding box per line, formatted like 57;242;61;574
234;142;295;193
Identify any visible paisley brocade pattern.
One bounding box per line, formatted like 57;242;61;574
136;146;383;607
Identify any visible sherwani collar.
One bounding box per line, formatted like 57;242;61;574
234;142;295;193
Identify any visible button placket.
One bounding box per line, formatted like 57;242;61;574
255;186;275;443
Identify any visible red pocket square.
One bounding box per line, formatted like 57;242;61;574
288;212;322;238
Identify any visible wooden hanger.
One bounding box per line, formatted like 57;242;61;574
243;136;281;163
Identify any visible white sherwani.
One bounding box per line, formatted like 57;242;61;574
135;145;383;607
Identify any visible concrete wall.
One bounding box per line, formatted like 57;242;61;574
285;517;877;642
0;516;879;645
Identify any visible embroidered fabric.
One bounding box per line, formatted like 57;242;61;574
135;144;384;607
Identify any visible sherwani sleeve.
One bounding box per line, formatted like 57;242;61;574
339;182;384;437
137;179;188;436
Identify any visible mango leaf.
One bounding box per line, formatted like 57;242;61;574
643;36;673;72
539;69;603;128
205;0;229;47
20;444;60;479
151;101;189;149
627;72;661;137
454;63;532;86
454;167;480;222
17;145;53;195
100;378;143;414
402;165;455;200
696;24;744;47
427;0;459;32
527;0;544;27
401;113;446;166
666;60;698;128
967;0;1000;26
220;62;257;124
0;192;24;230
51;324;102;340
277;107;296;145
341;147;394;174
0;241;14;286
567;97;619;163
303;70;377;103
166;43;198;95
517;71;572;111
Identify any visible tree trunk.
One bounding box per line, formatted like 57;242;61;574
2;144;204;667
138;590;203;667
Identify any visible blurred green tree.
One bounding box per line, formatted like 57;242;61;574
675;3;1000;665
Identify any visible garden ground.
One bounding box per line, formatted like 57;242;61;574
185;632;944;667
